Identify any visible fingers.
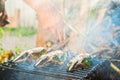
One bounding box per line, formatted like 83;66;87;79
57;27;66;42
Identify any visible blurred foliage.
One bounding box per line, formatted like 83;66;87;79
0;28;4;38
2;27;36;37
0;43;4;53
82;56;92;67
13;46;23;58
0;44;23;63
0;27;36;63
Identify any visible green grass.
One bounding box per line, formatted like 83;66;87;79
2;27;37;37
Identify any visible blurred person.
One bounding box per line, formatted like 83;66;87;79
24;0;65;47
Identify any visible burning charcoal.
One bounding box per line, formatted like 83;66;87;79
35;50;64;67
67;54;92;72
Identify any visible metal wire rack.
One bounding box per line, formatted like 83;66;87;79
0;56;109;80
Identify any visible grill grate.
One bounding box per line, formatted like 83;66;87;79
0;56;109;80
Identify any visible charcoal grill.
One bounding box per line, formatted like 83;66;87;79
0;55;119;80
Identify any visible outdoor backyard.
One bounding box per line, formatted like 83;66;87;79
0;0;120;80
0;27;37;62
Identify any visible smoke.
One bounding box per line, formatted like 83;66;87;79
23;0;120;56
64;0;120;56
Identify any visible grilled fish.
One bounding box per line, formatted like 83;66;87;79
13;47;47;62
35;50;64;67
67;54;92;72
